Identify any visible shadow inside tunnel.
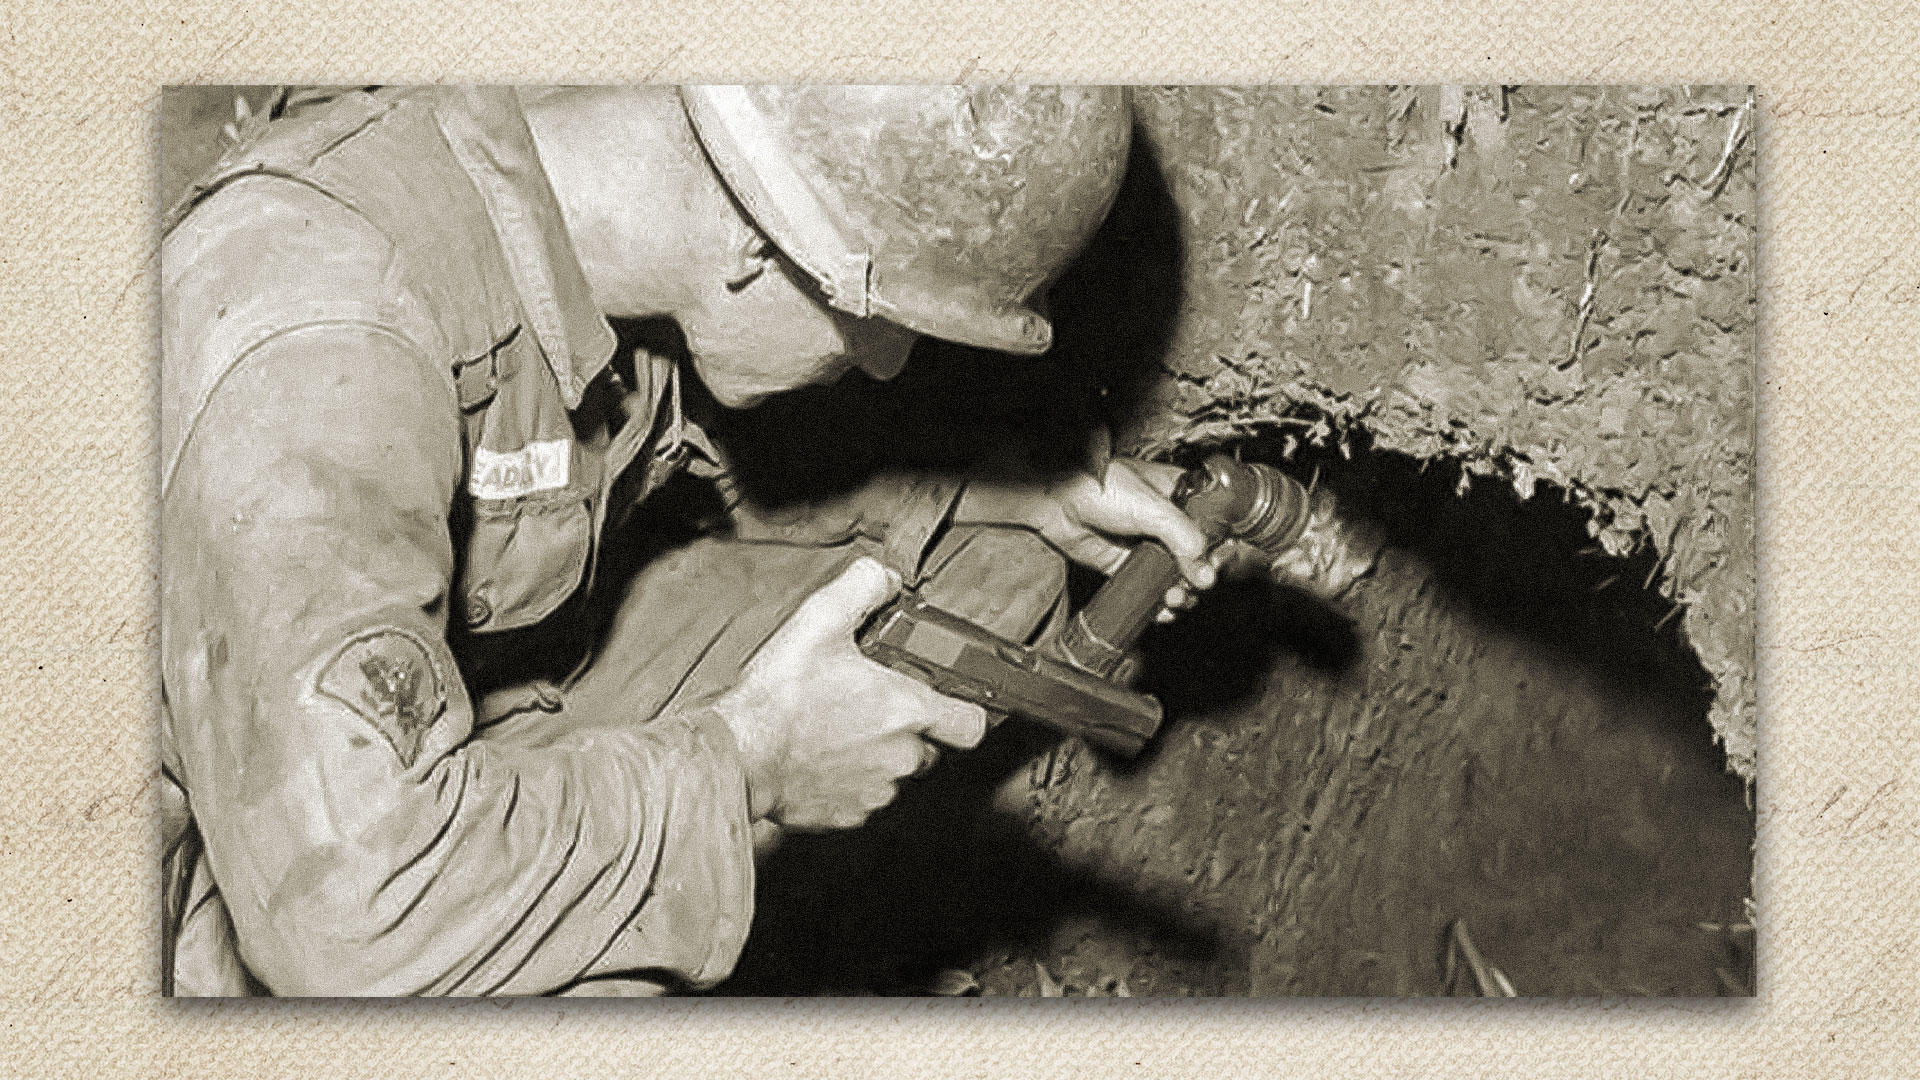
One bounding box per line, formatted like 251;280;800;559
1137;574;1363;708
710;717;1247;996
1229;432;1732;775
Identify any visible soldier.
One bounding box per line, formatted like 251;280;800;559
160;85;1217;995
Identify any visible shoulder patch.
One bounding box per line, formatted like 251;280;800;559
317;627;449;767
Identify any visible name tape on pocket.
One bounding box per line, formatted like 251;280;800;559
469;439;571;500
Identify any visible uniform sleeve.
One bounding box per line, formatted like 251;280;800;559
162;324;753;996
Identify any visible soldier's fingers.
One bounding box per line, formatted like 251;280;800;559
1180;555;1218;592
1109;468;1211;569
1118;492;1214;588
911;739;943;777
921;696;989;750
877;733;930;780
1212;539;1267;579
790;556;901;645
1061;532;1131;576
1119;459;1187;499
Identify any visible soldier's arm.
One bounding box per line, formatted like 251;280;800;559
162;325;753;996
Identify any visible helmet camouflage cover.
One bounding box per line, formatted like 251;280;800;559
680;85;1132;355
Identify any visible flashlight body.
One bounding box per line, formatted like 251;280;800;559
1050;455;1311;680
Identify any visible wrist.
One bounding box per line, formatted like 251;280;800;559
708;688;784;821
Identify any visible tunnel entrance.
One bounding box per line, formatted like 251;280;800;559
710;427;1755;998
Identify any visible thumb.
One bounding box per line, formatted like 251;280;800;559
792;556;902;643
1121;458;1186;500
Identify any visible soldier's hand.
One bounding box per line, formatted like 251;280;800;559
713;556;988;829
957;458;1218;622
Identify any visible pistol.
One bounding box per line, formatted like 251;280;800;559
858;455;1315;757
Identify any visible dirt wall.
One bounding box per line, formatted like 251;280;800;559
1121;86;1756;777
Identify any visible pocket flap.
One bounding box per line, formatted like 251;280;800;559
460;495;592;633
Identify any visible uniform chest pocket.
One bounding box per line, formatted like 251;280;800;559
459;492;592;633
452;322;603;635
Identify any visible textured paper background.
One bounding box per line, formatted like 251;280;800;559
1;1;1913;1075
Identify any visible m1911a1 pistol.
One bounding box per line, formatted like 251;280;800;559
858;455;1316;758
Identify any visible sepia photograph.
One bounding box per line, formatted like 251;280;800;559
158;84;1755;998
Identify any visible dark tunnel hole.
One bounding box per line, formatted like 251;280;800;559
1054;419;1736;796
1214;430;1731;777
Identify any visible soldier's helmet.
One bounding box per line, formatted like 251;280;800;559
679;85;1131;356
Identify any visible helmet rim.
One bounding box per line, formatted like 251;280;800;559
681;84;1130;357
